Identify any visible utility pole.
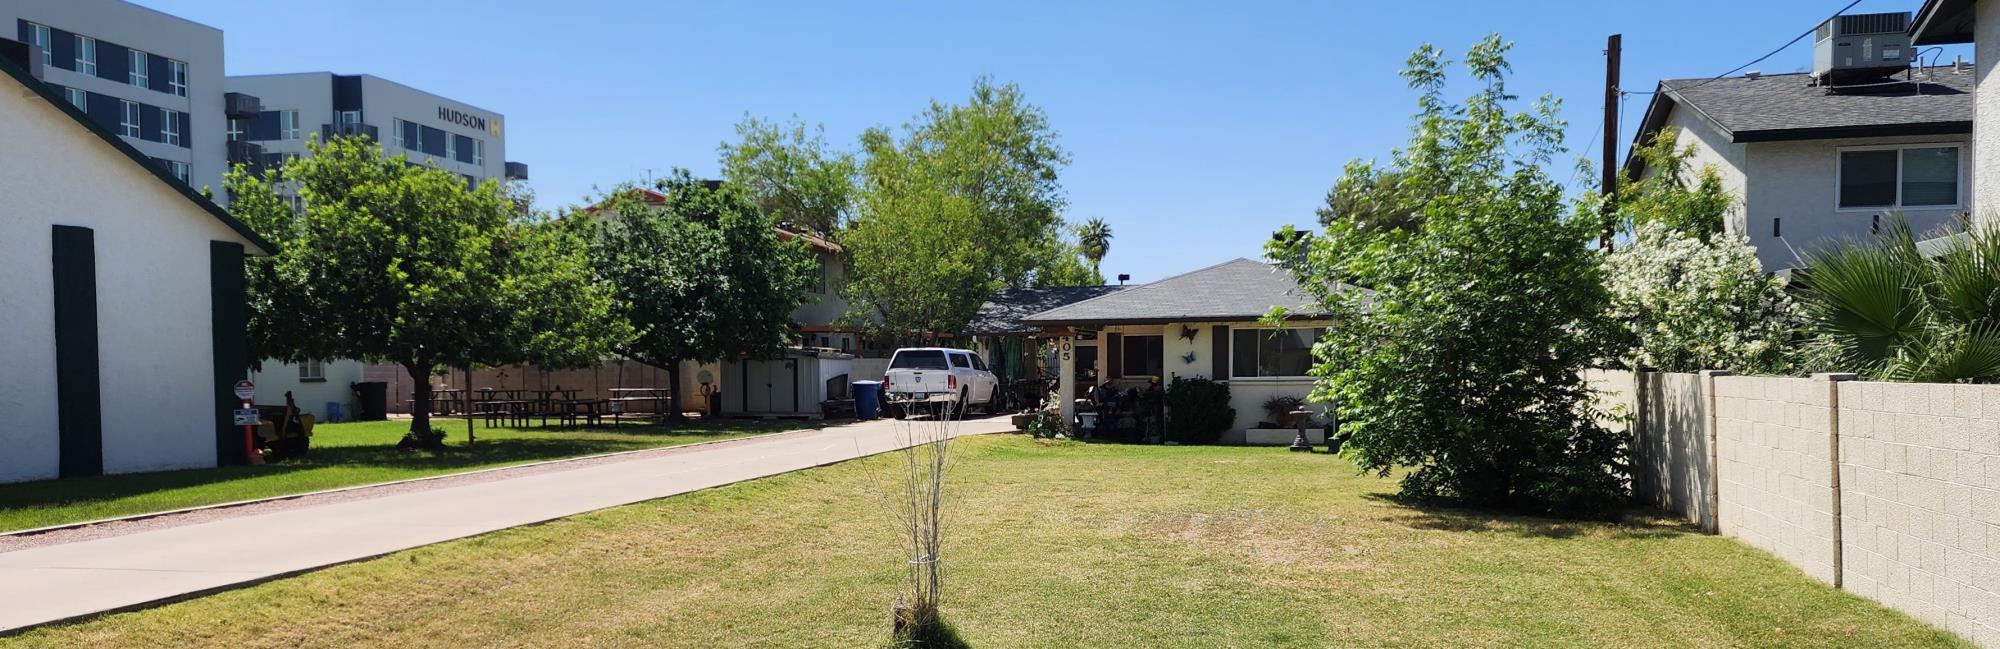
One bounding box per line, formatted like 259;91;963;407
1600;33;1622;252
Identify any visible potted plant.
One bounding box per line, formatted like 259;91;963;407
1262;395;1307;429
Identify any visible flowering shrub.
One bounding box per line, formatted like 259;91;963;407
1603;222;1803;374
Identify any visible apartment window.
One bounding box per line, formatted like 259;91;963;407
166;160;189;183
119;100;140;137
279;110;301;140
128;49;148;87
169;59;187;97
443;134;456;161
160;108;181;146
299;359;325;382
64;87;86;111
28;23;50;66
1231;327;1326;378
75;35;95;75
392;119;405;148
471;138;484;166
227;118;243;141
1838;145;1962;210
811;258;828;294
338;110;360;128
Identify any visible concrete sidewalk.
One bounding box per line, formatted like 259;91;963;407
0;416;1012;633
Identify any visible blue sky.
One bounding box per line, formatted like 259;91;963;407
142;0;1966;283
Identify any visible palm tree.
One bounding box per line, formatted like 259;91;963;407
1077;218;1113;274
1803;217;2000;382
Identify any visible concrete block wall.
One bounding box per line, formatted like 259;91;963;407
1836;381;2000;647
1601;371;2000;647
1712;375;1839;585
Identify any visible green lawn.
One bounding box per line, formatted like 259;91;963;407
1;436;1968;648
0;418;807;533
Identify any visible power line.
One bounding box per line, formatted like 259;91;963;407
1670;0;1864;93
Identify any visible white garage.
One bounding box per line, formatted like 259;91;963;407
0;47;272;483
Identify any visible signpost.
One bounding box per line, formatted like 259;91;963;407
233;379;264;465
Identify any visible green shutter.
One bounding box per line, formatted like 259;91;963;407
210;241;248;465
52;225;102;478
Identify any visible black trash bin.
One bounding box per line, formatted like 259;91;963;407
351;381;389;421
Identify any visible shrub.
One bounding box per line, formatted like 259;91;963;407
1603;222;1803;374
1165;377;1235;444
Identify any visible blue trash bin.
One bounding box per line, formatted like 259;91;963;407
852;380;883;420
324;402;343;423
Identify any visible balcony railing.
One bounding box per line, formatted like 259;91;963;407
505;161;529;181
321;123;378;141
223;92;261;119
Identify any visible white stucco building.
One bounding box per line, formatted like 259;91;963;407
1627;64;1974;271
0;45;270;484
1019;258;1342;443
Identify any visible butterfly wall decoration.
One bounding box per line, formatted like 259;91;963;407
1179;325;1199;341
1181;351;1197;365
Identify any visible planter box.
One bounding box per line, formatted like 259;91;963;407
1242;428;1326;446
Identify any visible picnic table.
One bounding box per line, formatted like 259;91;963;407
606;388;674;426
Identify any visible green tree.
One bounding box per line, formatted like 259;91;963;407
1031;227;1106;287
1316;167;1427;235
1271;36;1625;517
1802;218;2000;382
1611;129;1734;238
591;172;819;416
1077;217;1113;274
719;116;859;237
230;136;626;447
846;77;1074;341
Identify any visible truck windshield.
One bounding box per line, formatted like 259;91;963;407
890;350;949;370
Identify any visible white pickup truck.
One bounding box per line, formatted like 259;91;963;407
881;347;1000;418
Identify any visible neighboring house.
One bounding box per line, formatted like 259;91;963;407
250;358;366;422
1912;0;2000;219
1627;63;1973;271
774;227;867;354
1021;258;1339;442
0;43;272;483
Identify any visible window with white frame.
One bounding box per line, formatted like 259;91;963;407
299;359;325;382
168;160;189;182
160;108;181;146
128;49;148;87
443;133;455;161
226;118;243;141
119;100;140;137
1231;327;1326;378
28;23;50;66
279;110;301;140
392;119;405;148
169;59;187;97
471;139;484;166
1838;145;1962;210
64;87;86;110
75;35;95;75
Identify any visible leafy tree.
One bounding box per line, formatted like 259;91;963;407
1077;217;1113;274
1316;167;1427;234
230;136;625;447
1802;217;2000;382
719;116;860;237
1604;222;1803;374
1611;129;1734;238
591;172;819;415
1031;227;1106;287
1271;36;1625;517
846;77;1074;341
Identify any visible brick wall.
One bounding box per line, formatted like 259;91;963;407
1599;372;2000;647
1713;375;1839;585
1837;381;2000;647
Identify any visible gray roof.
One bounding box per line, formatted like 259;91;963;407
963;285;1132;336
1627;68;1973;176
1022;258;1332;326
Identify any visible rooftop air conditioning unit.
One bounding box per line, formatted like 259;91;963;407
1813;12;1913;83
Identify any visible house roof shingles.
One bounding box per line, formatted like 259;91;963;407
1660;69;1972;141
963;285;1132;336
1022;258;1330;327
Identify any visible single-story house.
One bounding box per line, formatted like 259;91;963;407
1628;59;1973;271
1020;258;1338;444
965;284;1131;391
0;41;272;483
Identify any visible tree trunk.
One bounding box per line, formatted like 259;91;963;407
400;362;445;450
666;358;686;422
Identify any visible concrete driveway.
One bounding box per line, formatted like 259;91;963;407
0;416;1012;633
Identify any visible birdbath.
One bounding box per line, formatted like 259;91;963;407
1288;407;1315;452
